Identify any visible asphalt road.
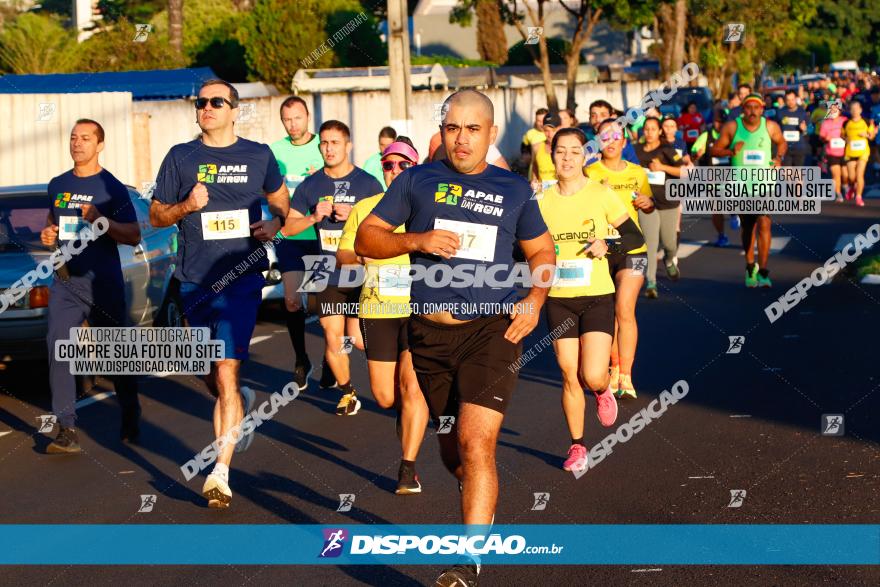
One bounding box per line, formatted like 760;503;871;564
1;199;879;586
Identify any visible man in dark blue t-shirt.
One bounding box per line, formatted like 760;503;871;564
355;90;554;586
282;120;382;417
41;119;142;454
150;79;289;509
776;89;810;166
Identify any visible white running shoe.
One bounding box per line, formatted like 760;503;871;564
202;471;232;508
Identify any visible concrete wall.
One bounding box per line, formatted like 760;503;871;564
0;79;661;189
0;92;133;187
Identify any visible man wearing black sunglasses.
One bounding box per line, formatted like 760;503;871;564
149;78;289;509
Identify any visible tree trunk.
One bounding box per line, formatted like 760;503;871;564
670;0;686;73
168;0;183;56
657;4;674;78
475;0;508;65
538;34;558;111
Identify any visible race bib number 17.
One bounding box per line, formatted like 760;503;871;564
433;218;498;262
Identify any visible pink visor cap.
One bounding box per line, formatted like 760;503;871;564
381;141;419;163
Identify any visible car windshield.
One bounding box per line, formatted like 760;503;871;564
668;90;712;112
0;195;48;253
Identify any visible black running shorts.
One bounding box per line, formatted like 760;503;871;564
545;294;615;338
407;314;521;420
360;317;409;362
607;252;648;277
315;285;360;317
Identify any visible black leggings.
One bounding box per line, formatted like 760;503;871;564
740;215;759;253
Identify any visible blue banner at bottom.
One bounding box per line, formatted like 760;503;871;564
1;525;878;565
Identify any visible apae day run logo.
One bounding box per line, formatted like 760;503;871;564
54;192;94;209
435;183;462;205
319;528;348;558
197;163;249;184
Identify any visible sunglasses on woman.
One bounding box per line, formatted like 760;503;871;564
381;160;414;172
195;97;235;110
599;130;623;143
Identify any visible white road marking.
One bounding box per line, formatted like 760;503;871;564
75;391;115;408
688;476;715;479
861;274;880;285
729;415;752;418
0;430;12;438
249;335;273;345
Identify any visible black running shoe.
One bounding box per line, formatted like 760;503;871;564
293;361;313;392
434;564;478;586
47;426;81;454
320;361;337;389
396;463;422;495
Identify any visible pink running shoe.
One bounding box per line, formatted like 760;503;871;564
562;443;587;472
846;186;855;201
855;196;865;207
593;388;619;427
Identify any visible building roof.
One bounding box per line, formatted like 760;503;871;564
0;67;218;100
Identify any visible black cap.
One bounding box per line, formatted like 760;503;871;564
542;111;562;128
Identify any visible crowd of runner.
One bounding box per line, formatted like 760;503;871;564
34;71;877;586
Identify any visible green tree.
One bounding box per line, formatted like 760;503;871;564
0;13;80;74
76;18;185;72
802;0;880;66
241;0;385;89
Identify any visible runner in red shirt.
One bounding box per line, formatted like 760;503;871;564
677;101;704;147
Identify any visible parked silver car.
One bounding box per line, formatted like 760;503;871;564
0;184;182;363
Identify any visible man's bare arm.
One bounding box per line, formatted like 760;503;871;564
710;121;737;157
355;214;460;260
265;183;290;223
150;199;194;228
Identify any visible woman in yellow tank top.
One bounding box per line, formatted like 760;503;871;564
842;101;877;206
531;111;562;185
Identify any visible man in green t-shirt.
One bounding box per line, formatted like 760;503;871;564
361;127;397;190
270;96;325;390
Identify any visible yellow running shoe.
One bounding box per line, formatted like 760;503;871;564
618;373;637;399
609;364;620;396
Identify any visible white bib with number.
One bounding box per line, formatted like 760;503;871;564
783;130;800;142
646;170;666;185
319;228;343;252
377;265;411;297
711;156;730;165
686;129;699;139
555;259;592;288
850;139;867;151
743;150;765;164
830;138;845;150
433;218;497;262
58;216;88;241
201;209;250;240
